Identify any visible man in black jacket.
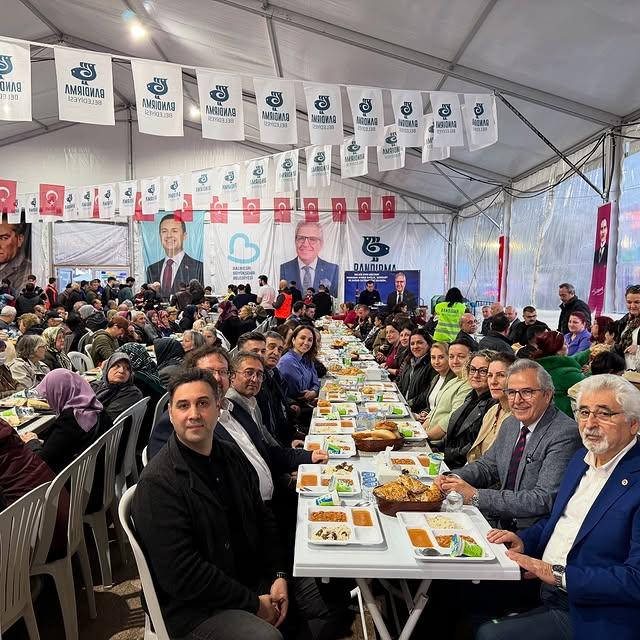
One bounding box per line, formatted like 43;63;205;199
557;282;591;334
478;313;513;354
131;368;287;640
312;284;333;318
456;313;480;351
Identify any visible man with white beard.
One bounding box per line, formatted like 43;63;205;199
479;374;640;640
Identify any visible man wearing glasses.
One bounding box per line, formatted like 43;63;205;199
279;221;339;297
478;374;640;640
435;359;581;530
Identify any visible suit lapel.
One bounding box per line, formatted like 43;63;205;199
514;405;556;487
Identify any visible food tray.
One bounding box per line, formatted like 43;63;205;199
309;418;357;435
384;452;432;478
361;390;400;402
397;511;495;561
323;391;363;403
363;402;409;417
386;419;428;442
316;402;358;417
360;382;397;392
296;463;361;496
306;504;383;546
304;435;356;458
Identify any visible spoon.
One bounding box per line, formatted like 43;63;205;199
416;547;447;557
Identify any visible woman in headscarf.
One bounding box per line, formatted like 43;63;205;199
216;300;244;348
117;342;165;396
166;307;181;333
156;310;173;337
27;369;111;473
188;279;205;306
63;312;89;353
179;304;197;331
10;334;50;390
42;326;74;372
90;352;143;422
0;340;17;398
144;310;162;344
154;337;185;387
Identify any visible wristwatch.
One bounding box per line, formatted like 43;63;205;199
470;491;480;508
552;564;565;589
275;572;288;581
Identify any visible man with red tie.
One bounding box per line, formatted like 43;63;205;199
435;359;581;531
146;214;204;298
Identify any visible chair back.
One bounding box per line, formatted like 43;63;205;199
118;486;170;640
114;397;150;482
216;330;230;350
92;421;125;511
32;435;104;567
68;351;94;374
0;482;49;630
84;344;95;366
77;330;93;355
151;393;169;434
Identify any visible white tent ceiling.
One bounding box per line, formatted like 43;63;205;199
2;0;639;211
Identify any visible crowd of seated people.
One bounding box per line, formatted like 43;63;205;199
2;273;640;640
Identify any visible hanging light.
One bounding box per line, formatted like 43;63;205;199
189;104;201;118
130;21;148;41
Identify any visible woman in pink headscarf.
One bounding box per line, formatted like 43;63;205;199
24;369;112;473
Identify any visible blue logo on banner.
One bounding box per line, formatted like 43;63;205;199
83;191;91;201
385;133;397;145
210;84;229;105
347;141;361;153
104;189;111;199
266;91;283;111
473;102;484;117
147;77;169;99
252;166;264;178
147;184;155;195
282;158;293;170
362;236;390;262
228;233;260;264
0;55;14;79
169;181;178;191
358;98;373;115
400;101;412;116
314;95;330;113
314;152;326;164
224;171;235;183
66;193;73;203
124;187;133;197
71;62;97;85
438;103;452;119
30;197;36;207
198;174;208;185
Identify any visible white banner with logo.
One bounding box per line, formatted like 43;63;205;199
306;144;332;188
347;86;385;146
25;193;39;222
422;114;450;162
217;164;241;203
273;150;298;194
431;91;464;148
244;157;269;198
54;47;114;126
131;59;184;137
390;90;424;147
162;175;183;212
195;69;244;140
141;177;161;215
118;181;137;216
77;186;94;219
253;78;298;144
462;94;498;150
303;82;344;145
190;168;214;209
377;125;405;172
98;184;115;218
341;136;369;178
63;188;78;220
0;40;31;121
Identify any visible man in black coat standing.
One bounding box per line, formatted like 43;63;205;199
312;284;333;318
131;368;288;640
557;282;591;334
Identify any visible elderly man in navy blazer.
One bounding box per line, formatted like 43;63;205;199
478;374;640;640
279;221;339;298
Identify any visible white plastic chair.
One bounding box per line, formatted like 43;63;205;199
141;446;149;468
84;344;95;366
83;422;126;587
0;482;50;640
151;392;169;432
68;351;94;374
119;486;170;640
76;330;93;355
114;397;150;499
216;330;231;350
31;436;105;640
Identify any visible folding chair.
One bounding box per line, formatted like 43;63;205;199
68;351;94;374
114;397;150;499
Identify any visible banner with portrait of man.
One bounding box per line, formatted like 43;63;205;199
140;211;205;297
0;215;32;291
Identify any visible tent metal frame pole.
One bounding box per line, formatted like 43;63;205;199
604;130;623;313
127;106;136;280
500;191;512;305
495;91;605;199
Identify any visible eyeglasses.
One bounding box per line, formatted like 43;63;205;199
295;235;322;245
238;369;264;381
576;408;623;422
505;388;543;401
469;366;489;377
208;368;229;377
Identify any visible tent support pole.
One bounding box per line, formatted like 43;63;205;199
500;192;512;305
127;107;136;280
605;129;623;313
495;91;605;199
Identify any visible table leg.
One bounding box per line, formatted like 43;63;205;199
355;578;393;640
398;579;431;640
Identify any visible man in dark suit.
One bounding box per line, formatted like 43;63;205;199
279;221;339;297
386;271;417;312
594;216;608;266
145;213;204;298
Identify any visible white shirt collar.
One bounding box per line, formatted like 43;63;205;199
584;436;637;472
298;257;318;271
520;415;543;434
165;250;185;270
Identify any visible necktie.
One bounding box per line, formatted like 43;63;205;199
162;258;174;293
398;292;402;304
504;425;529;490
302;265;312;289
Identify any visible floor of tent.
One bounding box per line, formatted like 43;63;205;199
5;542;374;639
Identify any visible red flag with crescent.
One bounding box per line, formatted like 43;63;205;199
0;180;17;214
243;197;261;224
210;196;228;223
331;197;347;223
357;196;372;221
303;197;319;222
39;183;64;216
382;195;396;219
274;196;292;223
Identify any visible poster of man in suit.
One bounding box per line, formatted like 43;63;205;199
0;218;31;292
588;203;611;315
385;271;418;311
279;220;339;297
142;212;204;297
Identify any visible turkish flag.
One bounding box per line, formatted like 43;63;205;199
331;197;347;223
210;196;228;223
273;196;292;223
382;195;396;219
92;188;100;218
175;194;193;222
303;197;319;222
39;183;64;216
243;197;261;224
134;191;155;222
357;196;372;221
0;180;17;214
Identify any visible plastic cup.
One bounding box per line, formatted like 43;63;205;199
428;453;444;475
